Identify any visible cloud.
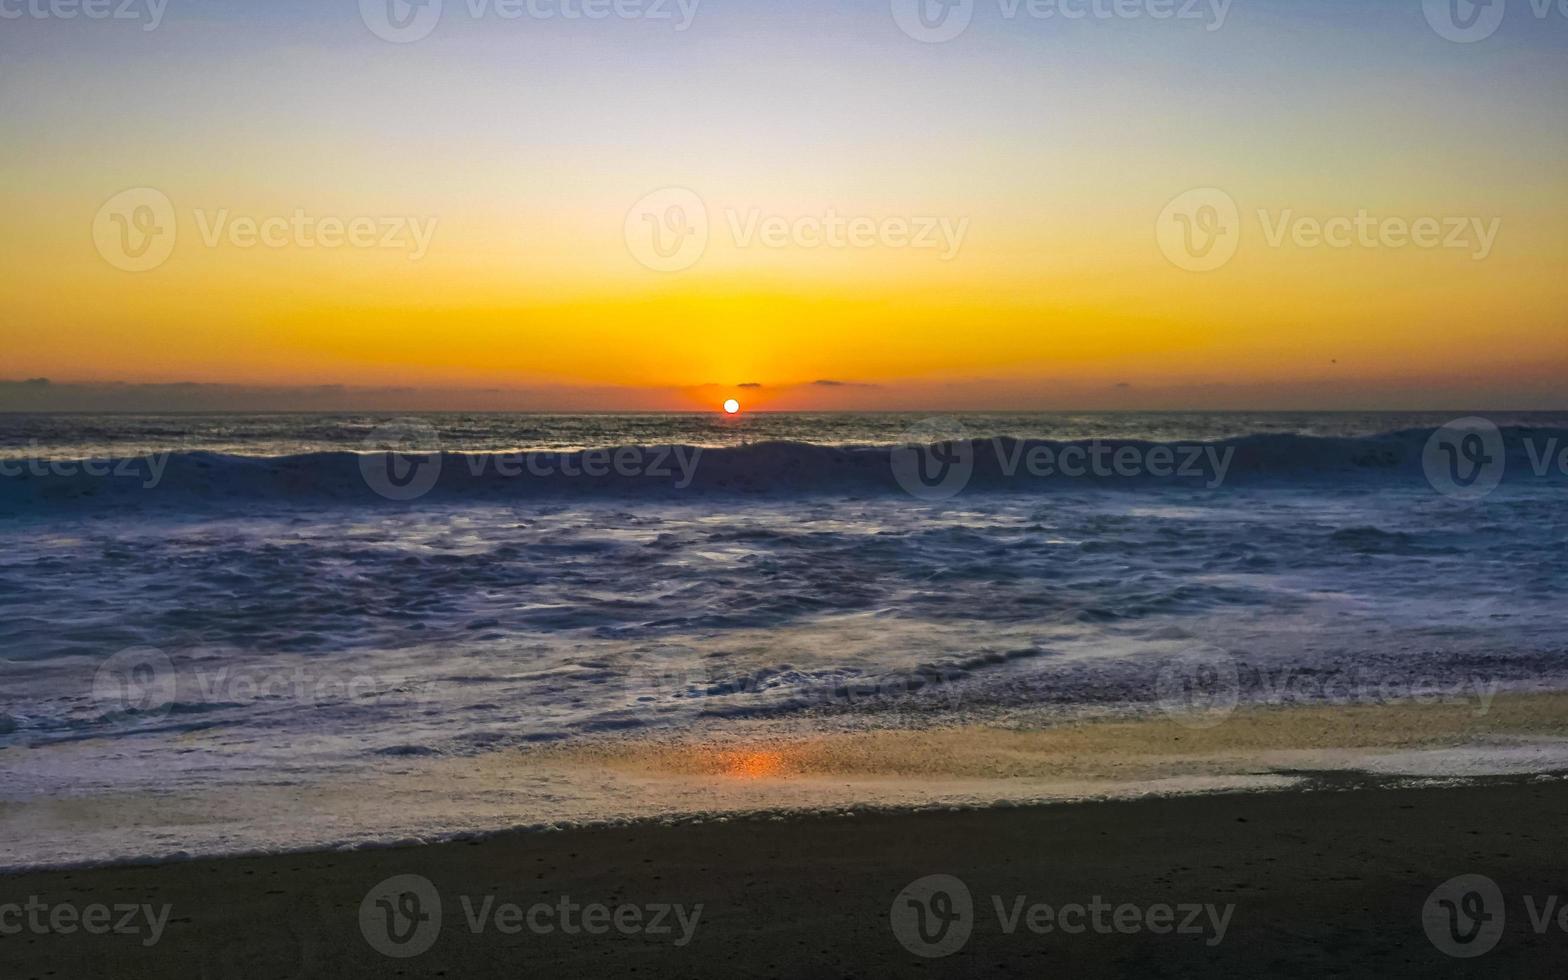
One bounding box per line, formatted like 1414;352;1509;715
737;382;763;389
812;379;878;388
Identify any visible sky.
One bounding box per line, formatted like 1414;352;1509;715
1;0;1564;411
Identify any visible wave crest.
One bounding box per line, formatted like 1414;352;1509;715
2;427;1564;511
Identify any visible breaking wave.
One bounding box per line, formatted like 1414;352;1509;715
1;427;1564;512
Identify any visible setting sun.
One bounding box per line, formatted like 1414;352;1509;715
723;399;741;415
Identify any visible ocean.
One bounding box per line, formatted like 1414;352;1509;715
2;411;1566;869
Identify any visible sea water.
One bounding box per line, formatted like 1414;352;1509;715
1;412;1565;867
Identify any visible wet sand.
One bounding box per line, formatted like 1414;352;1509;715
3;775;1566;977
552;691;1568;781
12;692;1568;874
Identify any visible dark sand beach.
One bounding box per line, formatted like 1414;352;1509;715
3;776;1564;978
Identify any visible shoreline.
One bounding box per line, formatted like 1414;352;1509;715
0;766;1561;877
3;774;1565;977
6;693;1568;874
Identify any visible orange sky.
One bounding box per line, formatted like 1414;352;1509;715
2;2;1564;411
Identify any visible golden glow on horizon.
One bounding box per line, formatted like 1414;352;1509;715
2;12;1565;410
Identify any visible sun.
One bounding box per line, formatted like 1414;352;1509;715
723;399;741;415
